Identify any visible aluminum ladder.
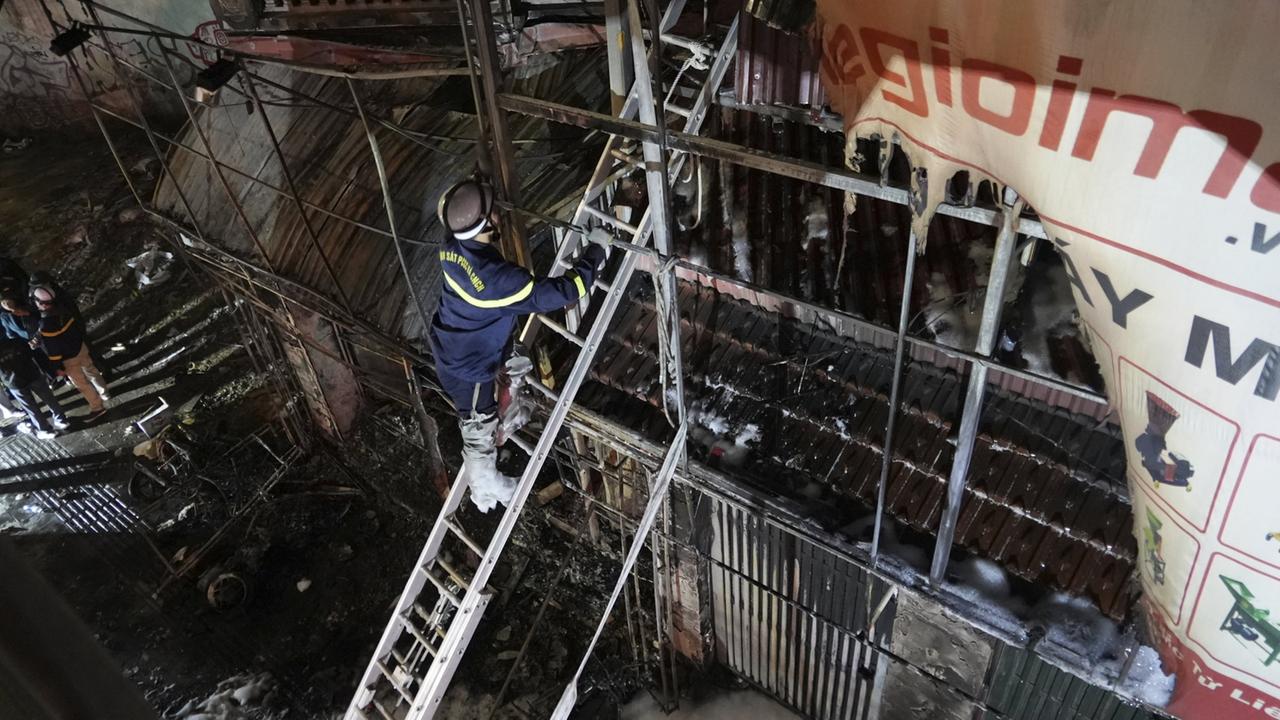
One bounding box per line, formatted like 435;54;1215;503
344;10;737;719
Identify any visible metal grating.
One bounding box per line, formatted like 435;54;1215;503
706;490;887;720
983;644;1165;720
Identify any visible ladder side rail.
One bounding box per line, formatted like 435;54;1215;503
346;468;470;715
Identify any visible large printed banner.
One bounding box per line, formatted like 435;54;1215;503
814;2;1280;717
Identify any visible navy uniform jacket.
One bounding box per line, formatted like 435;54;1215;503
430;235;604;383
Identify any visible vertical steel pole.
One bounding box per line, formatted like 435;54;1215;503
454;0;494;176
928;192;1024;584
603;0;633;115
870;230;919;567
624;0;685;429
467;0;529;267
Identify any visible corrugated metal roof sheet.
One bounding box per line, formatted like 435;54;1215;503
734;13;826;109
556;279;1135;619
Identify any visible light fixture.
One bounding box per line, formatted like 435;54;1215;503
49;26;91;57
194;58;239;103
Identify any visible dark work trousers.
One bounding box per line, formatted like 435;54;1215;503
10;380;68;432
438;369;497;419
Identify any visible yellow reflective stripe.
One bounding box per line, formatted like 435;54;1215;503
443;272;534;309
571;272;586;298
41;317;75;337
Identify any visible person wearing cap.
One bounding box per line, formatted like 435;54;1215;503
429;175;612;511
0;336;70;438
30;279;109;421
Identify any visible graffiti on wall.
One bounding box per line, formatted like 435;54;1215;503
0;30;77;130
0;1;221;135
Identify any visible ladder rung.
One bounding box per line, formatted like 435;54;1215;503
375;660;416;704
437;558;473;593
372;699;396;720
399;613;439;651
419;565;462;606
507;432;534;455
609;148;642;166
539;315;585;347
411;601;436;623
595;279;614;294
668;104;692;118
445;516;486;556
584;205;639;236
391;643;430;670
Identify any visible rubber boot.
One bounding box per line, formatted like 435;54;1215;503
459;412;516;512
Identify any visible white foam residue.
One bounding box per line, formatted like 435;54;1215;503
736;423;761;447
834;417;850;438
731;216;753;282
1117;644;1175;707
466;459;518;513
173;672;274;719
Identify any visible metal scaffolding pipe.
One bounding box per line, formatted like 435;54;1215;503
88;102;399;241
870;229;919;567
240;71;357;313
929;193;1025;584
498;93;1048;238
466;0;530;266
346;78;432;339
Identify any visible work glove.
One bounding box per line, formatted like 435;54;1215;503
586;227;614;248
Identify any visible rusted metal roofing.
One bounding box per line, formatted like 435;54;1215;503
734;13;826;109
552;279;1135;619
154;50;609;343
677;106;1108;403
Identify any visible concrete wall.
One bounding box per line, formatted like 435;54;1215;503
0;0;215;135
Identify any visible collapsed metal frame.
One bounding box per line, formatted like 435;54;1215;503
43;0;1144;714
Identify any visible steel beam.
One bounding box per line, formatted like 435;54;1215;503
467;0;530;267
498;94;1048;239
929;193;1025;584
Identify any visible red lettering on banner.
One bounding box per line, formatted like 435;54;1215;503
1037;56;1082;150
1252;162;1280;212
821;24;865;86
858;28;929;117
1071;91;1263;199
928;27;953;107
961;59;1036;135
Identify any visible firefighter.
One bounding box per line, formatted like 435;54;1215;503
30;280;109;421
429;176;610;511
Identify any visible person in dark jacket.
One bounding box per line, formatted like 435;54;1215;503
31;282;109;421
0;337;69;438
428;176;610;511
0;256;28;302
